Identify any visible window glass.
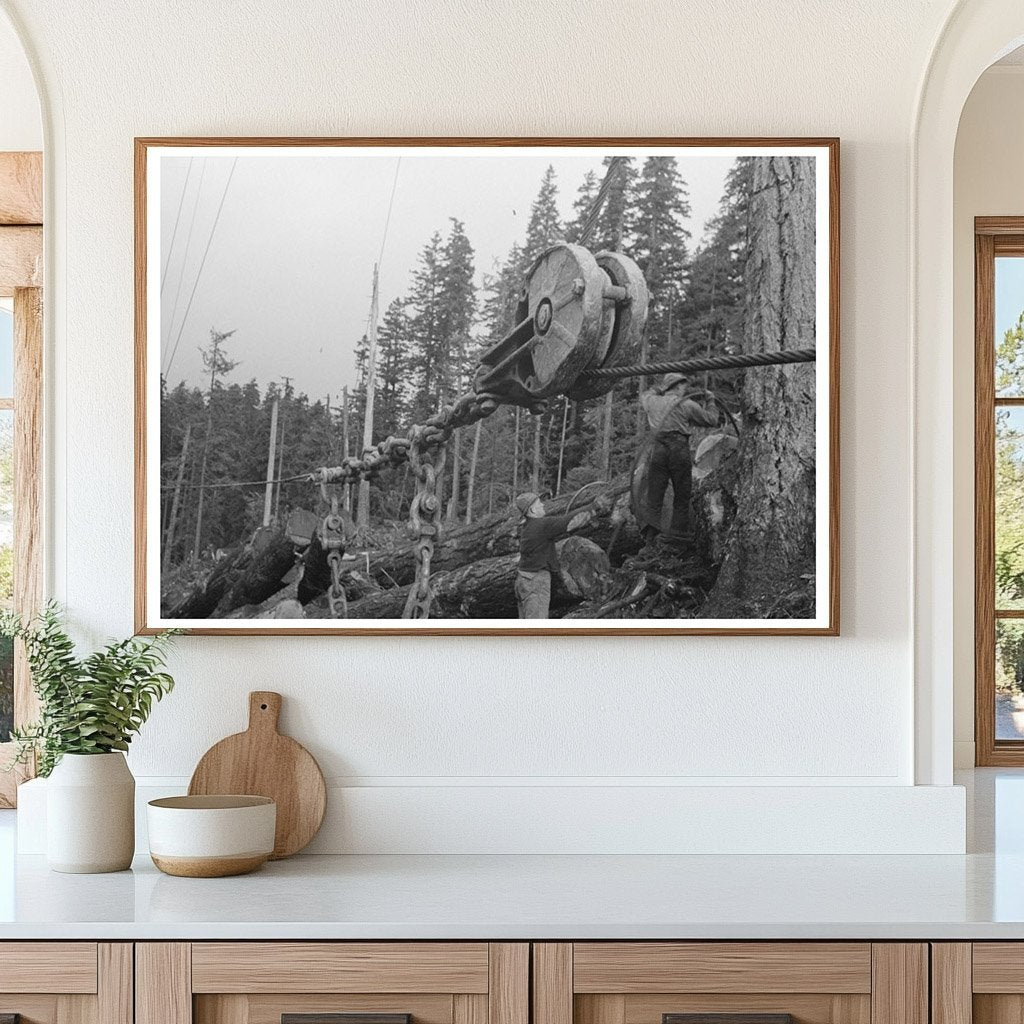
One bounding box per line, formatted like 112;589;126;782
996;257;1024;396
0;307;12;399
997;407;1024;610
0;409;11;742
997;620;1024;740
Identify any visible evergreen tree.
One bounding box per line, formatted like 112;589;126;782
481;242;525;344
375;298;411;437
680;157;753;403
407;231;445;420
629;156;691;358
525;165;563;257
564;170;599;243
436;217;477;404
589;156;637;250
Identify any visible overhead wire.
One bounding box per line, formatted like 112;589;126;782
160;156;194;293
163;156;240;378
162;159;207;357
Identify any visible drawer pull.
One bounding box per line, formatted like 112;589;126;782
664;1016;794;1024
283;1016;411;1024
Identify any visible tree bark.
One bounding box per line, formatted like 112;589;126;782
346;536;610;619
162;526;296;619
359;478;637;589
701;156;817;618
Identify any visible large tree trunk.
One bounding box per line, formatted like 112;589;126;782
358;478;638;589
345;536;610;619
165;481;640;620
701;156;817;619
162;526;297;619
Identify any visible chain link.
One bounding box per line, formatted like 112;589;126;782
308;389;501;620
318;488;349;619
402;428;447;619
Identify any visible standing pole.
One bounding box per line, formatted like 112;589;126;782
555;397;570;496
601;390;613;477
357;264;380;537
273;375;292;519
262;396;279;527
162;420;191;572
342;385;351;513
531;413;542;492
464;419;483;525
511;406;520;496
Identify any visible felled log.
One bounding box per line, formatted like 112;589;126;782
162;526;297;620
345;536;611;620
360;479;638;589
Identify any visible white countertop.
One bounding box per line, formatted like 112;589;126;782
0;849;1022;940
0;769;1021;941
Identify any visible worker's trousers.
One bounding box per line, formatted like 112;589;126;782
515;569;552;619
646;430;694;541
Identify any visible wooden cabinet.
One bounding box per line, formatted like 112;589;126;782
136;944;528;1024
532;944;928;1024
932;943;1024;1024
0;938;962;1024
0;942;132;1024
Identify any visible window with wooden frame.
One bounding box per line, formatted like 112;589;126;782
0;151;43;806
976;217;1024;765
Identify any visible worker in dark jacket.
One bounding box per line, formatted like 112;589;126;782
513;491;609;619
639;372;720;546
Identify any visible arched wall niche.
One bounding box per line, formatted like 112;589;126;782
914;1;1024;785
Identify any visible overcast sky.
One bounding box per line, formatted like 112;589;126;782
158;148;735;399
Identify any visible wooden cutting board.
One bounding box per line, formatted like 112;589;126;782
188;691;326;859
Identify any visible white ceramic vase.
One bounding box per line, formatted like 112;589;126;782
46;752;135;873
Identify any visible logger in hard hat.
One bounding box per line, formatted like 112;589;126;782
513;491;610;619
639;372;720;547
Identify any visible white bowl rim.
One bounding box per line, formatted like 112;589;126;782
148;795;275;810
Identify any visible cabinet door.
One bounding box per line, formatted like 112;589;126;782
533;944;928;1024
0;943;131;1024
137;943;528;1024
941;943;1024;1024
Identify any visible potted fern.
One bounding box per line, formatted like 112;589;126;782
2;604;178;873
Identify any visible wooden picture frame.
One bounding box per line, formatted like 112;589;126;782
135;137;840;636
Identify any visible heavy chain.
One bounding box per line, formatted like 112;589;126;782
309;389;502;619
318;482;349;619
311;389;501;490
402;429;447;619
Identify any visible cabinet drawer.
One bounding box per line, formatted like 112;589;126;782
0;942;98;994
139;943;528;1024
534;944;926;1024
191;943;490;994
0;943;130;1024
572;944;872;994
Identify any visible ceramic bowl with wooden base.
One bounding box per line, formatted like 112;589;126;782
147;795;276;877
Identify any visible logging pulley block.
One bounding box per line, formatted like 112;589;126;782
474;242;649;407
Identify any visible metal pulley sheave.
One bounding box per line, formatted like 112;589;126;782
474;242;649;406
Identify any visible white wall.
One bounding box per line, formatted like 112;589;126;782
0;0;972;852
952;66;1024;767
0;12;38;152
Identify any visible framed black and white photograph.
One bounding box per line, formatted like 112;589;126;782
135;137;839;635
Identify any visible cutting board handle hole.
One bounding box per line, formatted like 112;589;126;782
260;703;268;710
